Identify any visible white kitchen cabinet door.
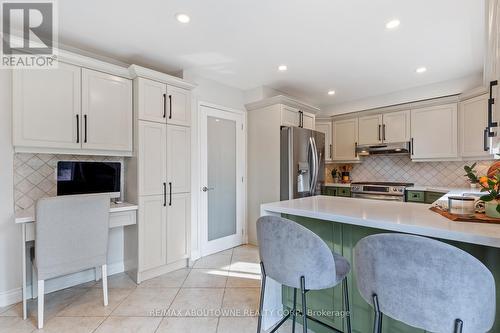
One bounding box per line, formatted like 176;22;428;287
82;69;133;152
139;195;167;271
382;110;410;143
166;193;190;264
281;105;300;127
315;120;333;161
411;103;458;160
358;114;382;145
167;85;191;127
460;94;492;158
137;78;167;123
138;121;167;196
332;118;359;161
13;62;81;149
302;112;315;130
167;125;191;194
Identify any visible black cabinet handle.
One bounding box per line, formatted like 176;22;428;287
168;182;172;206
163;93;166;118
411;138;414;155
329;144;332;159
76;114;80;143
383;124;386;141
168;95;172;119
378;124;381;141
163;182;167;207
484;127;490;152
354;142;358;157
84;114;87;143
298;111;303;128
488;80;498;136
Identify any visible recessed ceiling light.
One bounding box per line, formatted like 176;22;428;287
278;65;287;71
175;13;190;23
416;67;427;74
386;19;400;29
328;90;336;95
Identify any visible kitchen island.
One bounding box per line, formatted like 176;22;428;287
259;195;500;333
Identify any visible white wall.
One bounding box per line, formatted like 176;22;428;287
181;72;247;260
0;69;19;306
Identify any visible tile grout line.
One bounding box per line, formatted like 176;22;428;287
216;247;234;332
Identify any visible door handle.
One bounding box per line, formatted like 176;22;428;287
168;95;172;119
484;127;490;152
378;124;381;141
168;182;172;206
383;124;386;141
163;93;166;118
411;138;414;155
329;144;332;159
76;114;79;143
163;182;167;206
84;114;87;143
202;186;214;192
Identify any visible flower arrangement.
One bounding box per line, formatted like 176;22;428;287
464;163;500;216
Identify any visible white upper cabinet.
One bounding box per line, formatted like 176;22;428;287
358;114;382;145
382;110;410;143
302;112;315;130
138;121;167;196
315;120;333;162
460;94;492;159
137;78;167;123
411;103;458;160
167;85;191;127
332;118;359;161
166;125;191;194
81;69;133;152
13;62;81;149
280;105;315;129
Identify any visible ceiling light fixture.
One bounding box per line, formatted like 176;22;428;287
385;19;400;29
175;13;190;23
328;90;336;95
416;67;427;74
278;65;287;71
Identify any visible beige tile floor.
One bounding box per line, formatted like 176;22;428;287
0;245;307;333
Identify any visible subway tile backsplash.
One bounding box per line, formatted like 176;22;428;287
325;156;492;188
13;153;124;213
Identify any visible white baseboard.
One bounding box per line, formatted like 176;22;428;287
0;261;125;307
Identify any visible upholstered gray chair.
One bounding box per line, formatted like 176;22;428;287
256;216;352;333
35;194;110;329
354;233;496;333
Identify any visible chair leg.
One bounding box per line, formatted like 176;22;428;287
372;294;382;333
454;319;463;333
37;280;44;329
257;262;266;333
300;276;307;333
102;264;108;306
292;288;297;333
31;262;37;299
343;278;352;333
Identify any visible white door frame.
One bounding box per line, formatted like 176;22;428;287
198;101;247;257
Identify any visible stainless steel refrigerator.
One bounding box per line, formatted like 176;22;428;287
280;126;325;200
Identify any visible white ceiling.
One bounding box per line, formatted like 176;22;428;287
55;0;485;107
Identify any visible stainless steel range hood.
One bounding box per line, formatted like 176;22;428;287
356;142;411;156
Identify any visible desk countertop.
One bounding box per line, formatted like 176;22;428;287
15;202;138;224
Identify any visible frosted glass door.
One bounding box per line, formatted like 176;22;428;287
200;105;245;256
207;116;237;241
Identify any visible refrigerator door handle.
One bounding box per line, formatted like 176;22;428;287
309;136;319;196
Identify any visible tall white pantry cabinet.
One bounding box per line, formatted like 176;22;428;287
126;65;195;283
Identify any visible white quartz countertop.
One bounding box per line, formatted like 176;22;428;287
261;195;500;248
15;202;138;224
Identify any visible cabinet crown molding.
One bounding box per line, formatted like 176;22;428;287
128;65;196;90
245;95;320;114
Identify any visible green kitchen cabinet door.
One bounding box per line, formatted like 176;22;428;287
425;191;446;204
406;191;425;203
337;187;351;197
322;187;338;196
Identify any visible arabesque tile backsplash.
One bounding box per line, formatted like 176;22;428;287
13;153;124;213
325;156;493;188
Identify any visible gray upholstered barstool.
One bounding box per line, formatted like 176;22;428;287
256;216;352;333
354;233;496;333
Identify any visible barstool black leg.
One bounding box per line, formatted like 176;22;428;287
372;294;382;333
300;276;307;333
454;319;463;333
342;278;352;333
292;288;297;333
257;262;266;333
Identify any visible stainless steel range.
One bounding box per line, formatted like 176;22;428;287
350;182;414;202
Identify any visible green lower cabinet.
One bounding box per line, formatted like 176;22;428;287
322;186;351;197
281;214;500;333
424;191;447;204
322;187;338;196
